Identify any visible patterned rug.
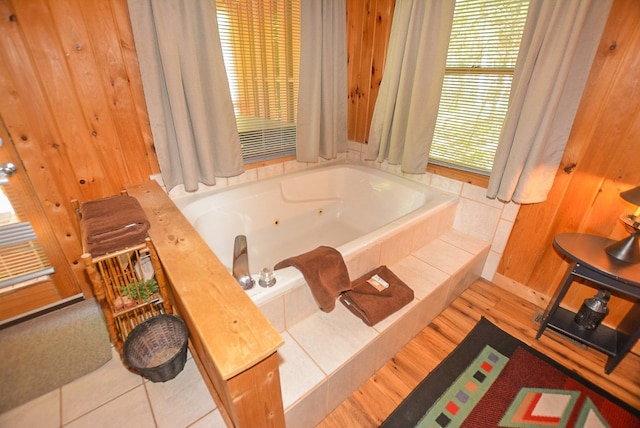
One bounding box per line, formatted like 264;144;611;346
381;317;639;427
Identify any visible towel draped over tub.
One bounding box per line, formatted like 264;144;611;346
274;246;351;312
274;246;413;325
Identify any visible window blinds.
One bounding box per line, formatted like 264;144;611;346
431;0;529;174
216;0;300;164
0;185;53;290
0;222;54;289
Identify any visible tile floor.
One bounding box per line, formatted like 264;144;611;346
0;347;226;428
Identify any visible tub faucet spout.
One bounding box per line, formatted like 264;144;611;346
233;235;254;290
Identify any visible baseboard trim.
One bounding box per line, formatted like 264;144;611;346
492;273;550;308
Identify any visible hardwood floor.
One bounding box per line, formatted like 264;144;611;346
317;279;640;427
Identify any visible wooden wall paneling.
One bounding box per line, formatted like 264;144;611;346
77;0;157;184
347;0;395;144
110;0;159;178
365;0;394;144
346;0;358;137
347;0;369;142
0;93;89;297
11;1;114;198
0;116;81;317
523;3;640;291
0;0;89;295
0;0;161;300
498;0;640;324
0;1;83;202
354;0;377;143
558;74;640;317
46;0;130;194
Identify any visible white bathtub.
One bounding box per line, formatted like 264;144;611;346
174;161;457;306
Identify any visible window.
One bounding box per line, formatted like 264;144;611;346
216;0;300;164
430;0;529;174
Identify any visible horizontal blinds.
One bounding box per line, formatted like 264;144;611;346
216;0;300;164
0;184;54;289
0;222;54;289
235;116;296;164
431;0;529;174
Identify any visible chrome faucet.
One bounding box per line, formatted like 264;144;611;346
232;235;254;290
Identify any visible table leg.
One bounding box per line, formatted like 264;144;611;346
536;263;577;339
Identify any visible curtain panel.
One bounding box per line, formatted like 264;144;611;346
296;0;348;162
128;0;244;192
365;0;455;174
487;0;614;204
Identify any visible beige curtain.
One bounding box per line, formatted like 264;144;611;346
365;1;455;173
296;0;348;162
487;0;613;203
128;0;244;192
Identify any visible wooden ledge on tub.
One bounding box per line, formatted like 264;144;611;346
125;180;285;427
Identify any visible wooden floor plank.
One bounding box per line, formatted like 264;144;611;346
408;328;455;363
316;279;640;427
318;396;376;427
385;352;432;390
350;381;396;426
369;365;414;405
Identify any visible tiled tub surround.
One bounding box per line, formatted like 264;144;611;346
172;161;493;427
167;148;520;284
268;228;490;427
173;161;459;306
255;198;460;331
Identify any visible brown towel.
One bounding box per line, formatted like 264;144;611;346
274;246;351;312
339;266;414;326
80;195;150;257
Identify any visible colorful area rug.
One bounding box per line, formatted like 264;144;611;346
381;317;639;427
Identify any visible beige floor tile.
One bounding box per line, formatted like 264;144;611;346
0;388;60;428
65;385;154;428
188;410;227;428
145;357;216;428
61;347;143;424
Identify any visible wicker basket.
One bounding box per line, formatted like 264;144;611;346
123;314;188;382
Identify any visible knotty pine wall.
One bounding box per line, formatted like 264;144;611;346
0;0;159;296
347;0;395;143
0;0;638;318
497;0;640;317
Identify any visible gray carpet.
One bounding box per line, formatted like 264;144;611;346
0;298;112;413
